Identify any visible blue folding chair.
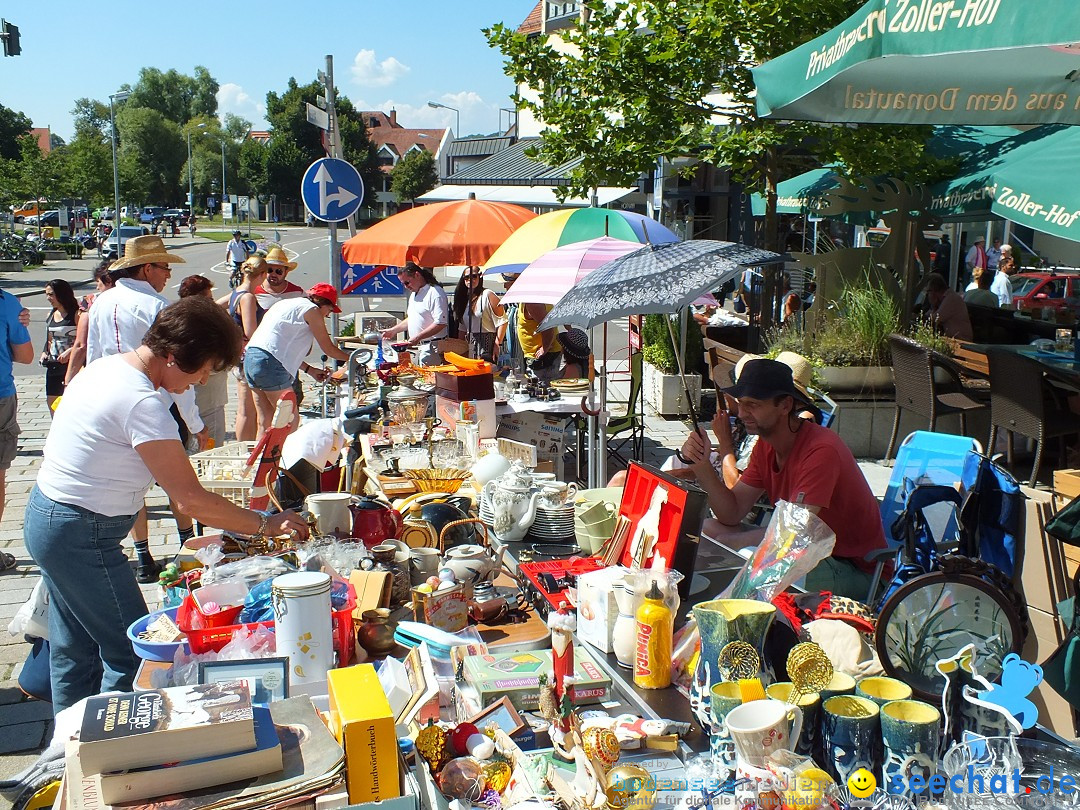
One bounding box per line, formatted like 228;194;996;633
865;430;982;603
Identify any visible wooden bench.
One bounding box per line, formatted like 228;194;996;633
703;338;746;393
950;341;990;378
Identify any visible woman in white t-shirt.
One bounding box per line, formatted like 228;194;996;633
25;298;310;715
381;263;449;366
243;283;351;436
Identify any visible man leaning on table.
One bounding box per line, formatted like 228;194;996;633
679;358;887;600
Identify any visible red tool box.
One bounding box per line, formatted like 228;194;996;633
519;557;607;618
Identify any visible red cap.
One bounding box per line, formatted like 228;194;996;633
307;282;342;313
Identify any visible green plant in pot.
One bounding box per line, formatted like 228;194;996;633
640;313;704;416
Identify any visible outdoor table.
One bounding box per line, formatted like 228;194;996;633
960;341;1080;392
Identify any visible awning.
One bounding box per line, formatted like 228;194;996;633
417;184;636;208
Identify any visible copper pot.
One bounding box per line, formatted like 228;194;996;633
356;608;398;657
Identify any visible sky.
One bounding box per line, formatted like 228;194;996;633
0;1;534;142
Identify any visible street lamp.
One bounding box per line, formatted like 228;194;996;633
186;123;207;222
109;90;130;229
427;101;460;137
220;139;227;212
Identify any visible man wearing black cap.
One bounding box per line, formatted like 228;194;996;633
680;358;887;599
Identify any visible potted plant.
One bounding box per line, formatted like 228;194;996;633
640;313;704;416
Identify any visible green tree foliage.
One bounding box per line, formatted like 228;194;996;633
116;106;185;204
14;135;65;204
486;0;955;249
0;102;33;161
127;66;219;125
238;137;269;196
56;131;113;203
391;149;439;204
71;98;110;137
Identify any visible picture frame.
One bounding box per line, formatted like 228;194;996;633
468;696;527;739
198;657;290;703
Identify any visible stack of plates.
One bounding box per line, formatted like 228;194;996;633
527;503;576;543
550;378;591;395
479;496;495;527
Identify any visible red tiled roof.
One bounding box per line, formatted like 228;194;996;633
30;127;51;154
362;111;400;129
517;0;542;34
368;126;447;173
246;130;271;143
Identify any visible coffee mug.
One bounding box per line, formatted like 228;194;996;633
880;700;941;790
857;676;913;707
765;683;820;758
576;499;616;524
819;671;856;703
409;547;442;585
723;699;803;768
822;695;881;784
709;682;743;778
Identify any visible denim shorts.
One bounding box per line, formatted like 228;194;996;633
243;347;295;391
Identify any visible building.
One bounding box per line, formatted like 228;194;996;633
362;110;450;216
28;127;51;153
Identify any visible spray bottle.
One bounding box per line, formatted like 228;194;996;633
634;580;672;689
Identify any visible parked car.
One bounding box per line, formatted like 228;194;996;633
101;225;150;261
162;208;189;225
1011;270;1080;310
139;206;167;225
12;200;47;223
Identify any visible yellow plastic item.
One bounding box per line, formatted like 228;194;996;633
24;781;60;810
634;580;672;689
738;677;766;702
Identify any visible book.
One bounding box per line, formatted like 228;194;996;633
461;647;612;712
77;681;255;776
96;706;282;803
65;696;345;810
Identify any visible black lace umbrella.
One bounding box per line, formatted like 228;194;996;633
539;239;785;426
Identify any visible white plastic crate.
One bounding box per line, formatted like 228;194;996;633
198;478;252;508
190;441;257;481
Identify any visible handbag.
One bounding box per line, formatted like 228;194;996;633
732;293;747;314
437;337;469;356
1047;494;1080;546
1041;567;1080;710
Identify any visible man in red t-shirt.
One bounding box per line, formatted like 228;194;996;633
681;358;887;599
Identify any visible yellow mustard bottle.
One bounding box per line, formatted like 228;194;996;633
634;580;672;689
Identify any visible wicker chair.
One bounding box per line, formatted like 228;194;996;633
986;347;1078;487
885;334;989;462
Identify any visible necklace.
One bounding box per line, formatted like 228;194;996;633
134;349;154;382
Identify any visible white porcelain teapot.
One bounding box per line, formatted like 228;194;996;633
483;461;541;542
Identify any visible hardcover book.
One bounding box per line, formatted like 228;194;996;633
462;647;612;711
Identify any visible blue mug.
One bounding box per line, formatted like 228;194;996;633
822;695;881;785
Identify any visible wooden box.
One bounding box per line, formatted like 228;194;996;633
1053;469;1080;574
434;370;495;401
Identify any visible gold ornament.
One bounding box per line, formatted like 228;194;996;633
581;726;621;770
538;681;560;723
483;761;512;793
717;641;760;681
416;721;449;771
605;764;656;810
786;642;833;705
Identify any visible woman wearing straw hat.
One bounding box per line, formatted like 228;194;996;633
243;283;351;435
26;297;310;714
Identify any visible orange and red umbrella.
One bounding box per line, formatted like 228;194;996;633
341;199;536;268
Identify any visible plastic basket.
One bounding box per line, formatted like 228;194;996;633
190;441;257;480
182;585;357;666
127;606;189;662
197;478;253;508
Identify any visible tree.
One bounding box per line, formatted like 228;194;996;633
71;98;110;138
56;131;112;204
486;0;955;249
0;102;32;161
237;136;269;197
127;66;219;125
14;135;65;206
116;106;185;204
391;149;439;204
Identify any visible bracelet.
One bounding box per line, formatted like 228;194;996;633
253;512;270;538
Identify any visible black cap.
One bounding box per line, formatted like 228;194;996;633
722;358;812;407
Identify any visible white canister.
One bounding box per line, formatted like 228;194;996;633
272;571;334;685
304;493;352;536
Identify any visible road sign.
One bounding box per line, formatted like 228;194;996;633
306;102;329;130
238;196;250;213
301;158;364;223
340;258;404;296
222;202;233;220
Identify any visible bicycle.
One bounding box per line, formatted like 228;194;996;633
229;262;244;289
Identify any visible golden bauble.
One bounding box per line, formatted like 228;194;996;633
604;764;656;810
581;726;621;770
483;761;512;794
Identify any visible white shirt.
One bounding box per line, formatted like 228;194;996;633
407;283;448;341
254;281;303;312
38;356;180;516
85;278;205;433
247;297;317;378
991;272;1014;308
986;246;1002;269
226;238;249;264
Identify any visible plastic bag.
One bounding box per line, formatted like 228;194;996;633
8;579;49;640
200;555;294;588
722;500;836;602
239;574;352;624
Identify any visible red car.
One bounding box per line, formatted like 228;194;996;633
1010;271;1079;310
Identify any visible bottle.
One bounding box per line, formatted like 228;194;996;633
634;580;672;689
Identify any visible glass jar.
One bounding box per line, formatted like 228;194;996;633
371;544;411;607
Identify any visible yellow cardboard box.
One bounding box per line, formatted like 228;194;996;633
327;664;400;804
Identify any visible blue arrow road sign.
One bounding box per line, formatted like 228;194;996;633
340;258;404;296
301;158;365;222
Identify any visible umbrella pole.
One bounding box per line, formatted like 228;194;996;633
664;315;701;430
597;323;608;485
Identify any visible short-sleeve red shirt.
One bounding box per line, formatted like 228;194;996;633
740;421;886;572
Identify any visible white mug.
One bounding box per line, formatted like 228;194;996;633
409;548;442;585
723;699;804;768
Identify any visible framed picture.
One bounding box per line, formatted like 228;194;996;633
198;657;290;703
468;696;527;739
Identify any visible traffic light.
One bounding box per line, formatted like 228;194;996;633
2;19;21;57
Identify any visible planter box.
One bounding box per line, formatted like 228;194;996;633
42;250;69;262
818;365;895;397
0;260;23;273
643;361;701;417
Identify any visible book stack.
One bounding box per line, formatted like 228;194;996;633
63;695;345;810
461;647;613;712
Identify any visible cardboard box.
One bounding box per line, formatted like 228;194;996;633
577;566;625;654
495;412;568;463
1018;486;1074;615
1054;470;1080;573
1022;606;1076;738
461;647;612;712
435;395;496;439
327;664;400;804
349;570;392;618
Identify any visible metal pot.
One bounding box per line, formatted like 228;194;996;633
387;384;432;425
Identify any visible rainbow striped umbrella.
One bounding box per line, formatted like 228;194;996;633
500;237;643;306
483;208;678;275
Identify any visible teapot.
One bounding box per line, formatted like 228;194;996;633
349;496;404;548
441;544;500;585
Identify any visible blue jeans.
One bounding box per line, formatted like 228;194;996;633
24;486;144;714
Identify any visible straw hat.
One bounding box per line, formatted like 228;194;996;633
264;245;297;270
733;350;814;400
109;235;185;272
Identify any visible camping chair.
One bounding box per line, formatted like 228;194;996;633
864;430;982;604
606;350;645;469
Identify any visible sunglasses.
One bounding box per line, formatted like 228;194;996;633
267;268;286;275
150;263;171;271
464;273;481;280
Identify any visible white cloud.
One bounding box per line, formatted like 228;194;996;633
216;83;266;126
350;50;411;88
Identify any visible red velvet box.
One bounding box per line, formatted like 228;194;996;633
617;461;707;598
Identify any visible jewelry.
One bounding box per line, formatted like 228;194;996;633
167;361;174;367
134;349;153;380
